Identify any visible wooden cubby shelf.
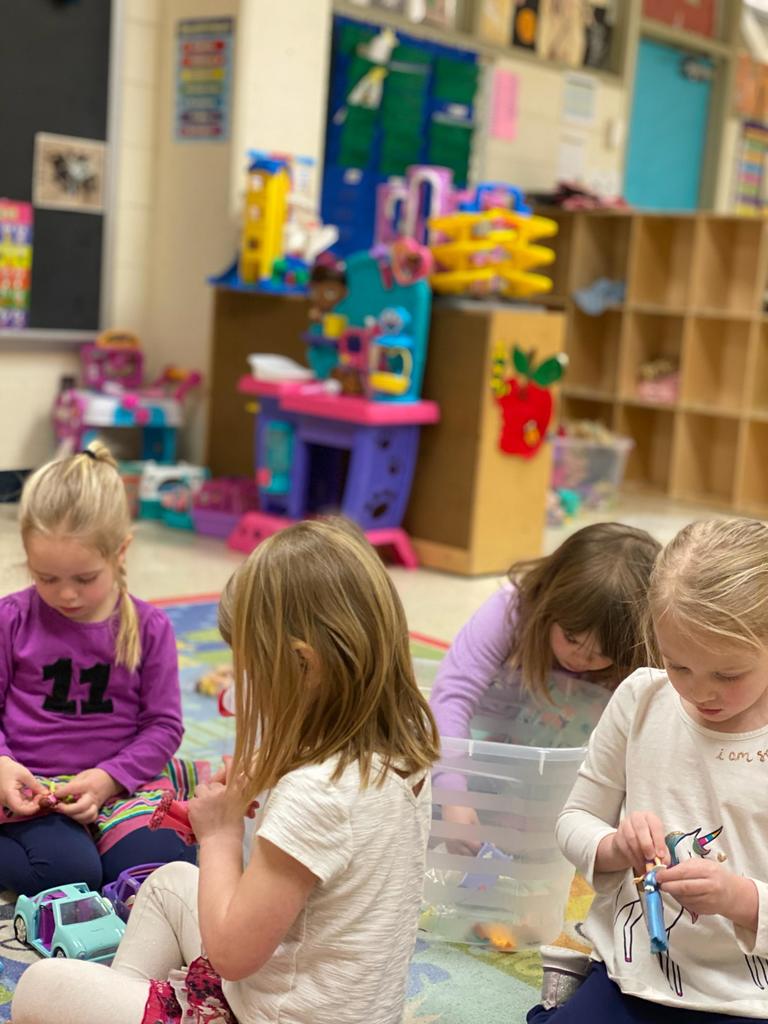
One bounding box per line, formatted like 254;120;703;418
545;209;768;513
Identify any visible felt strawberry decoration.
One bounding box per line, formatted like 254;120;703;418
492;345;567;458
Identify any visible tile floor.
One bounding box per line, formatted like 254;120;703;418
0;493;721;642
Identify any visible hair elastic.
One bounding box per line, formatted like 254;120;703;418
81;449;97;460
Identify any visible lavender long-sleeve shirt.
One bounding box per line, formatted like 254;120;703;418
0;587;183;794
429;587;516;740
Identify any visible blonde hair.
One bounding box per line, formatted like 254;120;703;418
219;517;440;805
509;522;661;699
19;441;139;670
648;518;768;652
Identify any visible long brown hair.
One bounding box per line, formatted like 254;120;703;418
19;441;139;669
219;517;440;805
509;522;661;699
648;518;768;652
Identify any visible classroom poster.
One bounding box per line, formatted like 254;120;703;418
175;17;234;141
0;200;33;329
32;133;106;214
734;122;768;216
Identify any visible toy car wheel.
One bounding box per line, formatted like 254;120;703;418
13;916;27;944
54;948;66;958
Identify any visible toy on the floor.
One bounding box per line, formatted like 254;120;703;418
210;151;337;294
191;478;261;538
139;462;209;522
14;883;125;962
196;664;234;697
472;921;518;952
552;420;634;511
635;859;668;954
53;333;202;464
228;246;439;568
102;864;162;922
461;841;513;891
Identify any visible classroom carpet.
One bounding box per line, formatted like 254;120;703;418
0;597;592;1023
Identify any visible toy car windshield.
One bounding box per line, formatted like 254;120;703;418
58;896;110;926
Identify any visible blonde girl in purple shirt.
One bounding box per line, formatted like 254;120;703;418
0;443;193;895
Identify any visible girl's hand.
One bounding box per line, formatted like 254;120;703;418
53;769;122;824
657;860;758;927
601;811;669;874
188;780;246;843
442;804;482;855
0;756;47;816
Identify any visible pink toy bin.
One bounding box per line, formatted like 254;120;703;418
192;478;261;538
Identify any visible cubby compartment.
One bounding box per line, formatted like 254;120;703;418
672;411;739;506
738;421;768;515
615;404;674;493
569;212;631;293
690;218;764;315
619;311;684;404
565;308;622;395
558;395;615;429
682;317;750;414
628;216;694;310
751;324;768;415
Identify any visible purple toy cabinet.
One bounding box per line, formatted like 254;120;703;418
229;380;439;568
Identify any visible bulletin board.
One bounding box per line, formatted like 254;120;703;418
321;15;479;256
0;0;112;330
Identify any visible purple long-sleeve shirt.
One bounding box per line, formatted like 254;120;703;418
430;587;516;740
0;587;183;794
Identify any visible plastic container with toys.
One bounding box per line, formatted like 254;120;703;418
551;421;633;511
421;672;610;950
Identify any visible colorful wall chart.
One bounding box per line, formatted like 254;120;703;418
0;200;33;329
175;17;234;141
734;122;768;216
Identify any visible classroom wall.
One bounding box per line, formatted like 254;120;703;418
477;57;626;198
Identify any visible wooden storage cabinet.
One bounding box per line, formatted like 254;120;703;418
545;209;768;512
405;304;565;576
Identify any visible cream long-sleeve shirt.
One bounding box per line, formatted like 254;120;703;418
556;668;768;1017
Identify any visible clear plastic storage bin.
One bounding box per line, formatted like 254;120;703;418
551;435;634;509
422;674;610;949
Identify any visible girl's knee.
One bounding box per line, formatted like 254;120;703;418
13;959;63;1022
145;859;199;899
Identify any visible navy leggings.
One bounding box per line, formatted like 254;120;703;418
0;814;196;896
527;963;758;1024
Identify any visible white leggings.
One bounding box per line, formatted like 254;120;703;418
12;861;204;1024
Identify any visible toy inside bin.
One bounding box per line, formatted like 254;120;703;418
551;434;633;510
422;673;610;949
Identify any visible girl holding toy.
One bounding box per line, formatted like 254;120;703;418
0;443;196;897
14;518;440;1024
530;518;768;1021
430;522;660;839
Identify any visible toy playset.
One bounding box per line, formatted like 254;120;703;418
210;152;337;294
102;864;162;922
14;883;125;963
191;477;261;538
138;461;209;527
373;165;558;299
551;420;634;513
227;245;439;567
53;330;202;464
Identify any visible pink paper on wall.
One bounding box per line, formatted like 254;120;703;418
491;68;519;141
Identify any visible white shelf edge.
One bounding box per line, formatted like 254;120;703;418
0;329;97;345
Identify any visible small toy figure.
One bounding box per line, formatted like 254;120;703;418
308;257;348;324
196;664;234;697
473;921;518;951
102;864;162;922
635;858;668;954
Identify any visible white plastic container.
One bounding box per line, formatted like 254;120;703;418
551;435;634;509
421;674;610;949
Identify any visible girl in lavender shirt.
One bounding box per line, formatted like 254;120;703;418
0;443;192;895
430;523;660;836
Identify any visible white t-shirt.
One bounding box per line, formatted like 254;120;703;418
557;668;768;1018
223;755;431;1024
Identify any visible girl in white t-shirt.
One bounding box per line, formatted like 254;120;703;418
530;518;768;1022
13;518;440;1024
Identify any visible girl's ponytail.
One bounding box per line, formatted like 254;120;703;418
115;560;141;671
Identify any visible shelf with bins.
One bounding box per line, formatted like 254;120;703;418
672;411;741;507
569;212;631;293
564;307;622;396
751;322;768;417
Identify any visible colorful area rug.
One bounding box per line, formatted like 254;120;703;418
0;597;591;1023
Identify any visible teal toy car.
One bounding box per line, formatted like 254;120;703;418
14;882;125;962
